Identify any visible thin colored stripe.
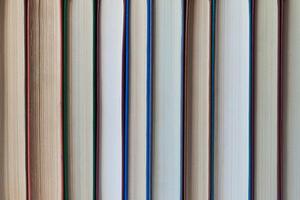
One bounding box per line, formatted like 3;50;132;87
181;0;187;199
95;0;101;199
93;0;98;200
62;0;69;199
248;0;254;199
209;1;216;200
123;0;130;199
146;0;153;199
277;1;283;199
26;0;31;199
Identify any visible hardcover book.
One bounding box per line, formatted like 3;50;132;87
67;0;94;199
184;0;211;199
97;1;124;199
254;1;280;199
152;0;184;199
27;0;63;199
283;0;300;199
213;0;252;199
127;0;147;199
0;1;27;199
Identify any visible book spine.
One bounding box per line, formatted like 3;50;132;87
146;0;153;199
60;0;65;199
62;0;69;199
183;0;189;199
277;0;284;199
210;0;216;200
181;0;187;200
26;0;31;199
93;0;98;199
96;0;100;199
123;0;130;199
121;0;126;199
249;0;255;200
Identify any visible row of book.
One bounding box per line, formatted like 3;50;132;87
1;0;299;200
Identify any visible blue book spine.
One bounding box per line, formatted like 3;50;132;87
124;0;130;200
249;0;254;199
181;0;186;200
146;0;153;200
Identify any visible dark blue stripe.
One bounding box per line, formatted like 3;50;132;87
248;0;254;200
146;0;153;200
124;0;130;199
210;1;216;200
181;1;186;200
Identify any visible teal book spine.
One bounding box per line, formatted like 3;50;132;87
63;0;69;199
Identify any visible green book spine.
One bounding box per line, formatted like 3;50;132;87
63;0;69;199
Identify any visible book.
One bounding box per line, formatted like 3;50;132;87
152;0;184;199
254;1;280;199
97;1;124;199
27;0;63;199
67;0;94;199
127;0;147;199
146;0;153;199
213;0;252;199
282;0;300;199
184;0;211;199
0;1;27;199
